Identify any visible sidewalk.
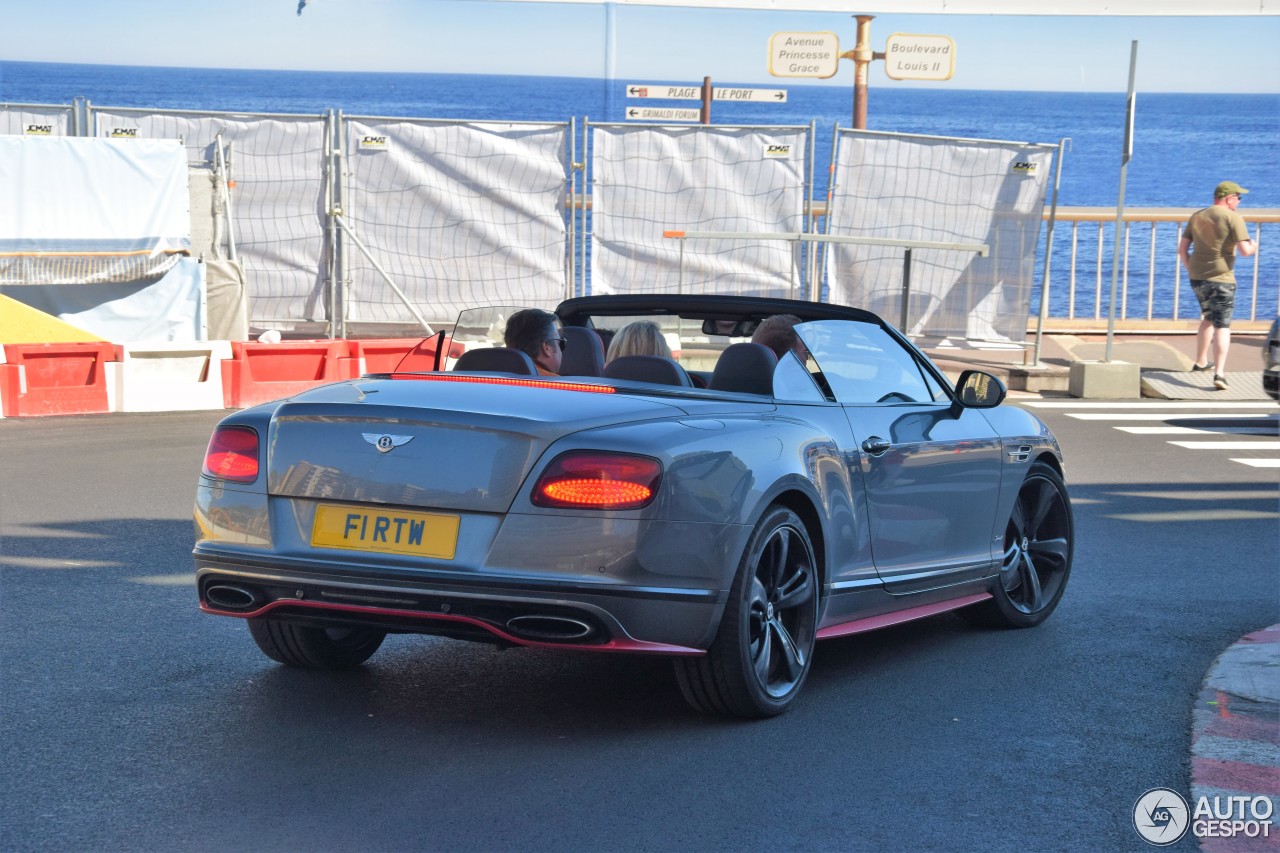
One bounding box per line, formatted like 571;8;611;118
920;326;1274;401
1191;625;1280;851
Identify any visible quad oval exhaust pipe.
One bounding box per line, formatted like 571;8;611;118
505;614;596;642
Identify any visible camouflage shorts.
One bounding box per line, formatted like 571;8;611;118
1191;280;1236;329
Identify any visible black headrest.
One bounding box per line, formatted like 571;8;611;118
710;343;777;395
559;326;606;377
452;347;539;376
603;355;693;387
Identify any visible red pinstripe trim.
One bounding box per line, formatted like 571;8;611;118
816;592;993;640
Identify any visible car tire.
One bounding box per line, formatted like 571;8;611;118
963;460;1073;629
247;619;386;669
674;505;819;718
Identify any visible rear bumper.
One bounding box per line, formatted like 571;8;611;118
194;551;718;653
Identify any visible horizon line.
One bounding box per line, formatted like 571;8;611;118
3;59;1278;97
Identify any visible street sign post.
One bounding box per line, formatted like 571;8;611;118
883;33;956;81
767;32;840;79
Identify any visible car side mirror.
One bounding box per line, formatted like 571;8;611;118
953;370;1006;410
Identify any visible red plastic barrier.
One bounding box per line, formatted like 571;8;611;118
0;342;120;417
221;340;352;409
344;335;465;375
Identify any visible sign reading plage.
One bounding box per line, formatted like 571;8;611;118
763;144;793;159
359;134;390;151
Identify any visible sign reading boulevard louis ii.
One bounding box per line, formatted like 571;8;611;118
768;32;840;79
883;33;956;81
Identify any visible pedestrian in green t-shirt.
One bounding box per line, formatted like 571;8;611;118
1177;180;1257;390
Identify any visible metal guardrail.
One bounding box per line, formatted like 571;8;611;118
1043;207;1279;324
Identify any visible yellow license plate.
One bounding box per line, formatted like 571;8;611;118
311;504;459;559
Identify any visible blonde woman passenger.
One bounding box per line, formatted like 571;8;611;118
605;320;672;365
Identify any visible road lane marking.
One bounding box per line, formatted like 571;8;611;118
1232;458;1280;468
1112;490;1278;500
1108;509;1280;522
1168;441;1280;450
1025;401;1279;409
1117;426;1278;435
1068;413;1267;420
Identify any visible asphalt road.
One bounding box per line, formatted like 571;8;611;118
1;402;1276;852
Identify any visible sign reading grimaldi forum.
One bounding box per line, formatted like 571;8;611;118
883;33;956;81
768;32;840;79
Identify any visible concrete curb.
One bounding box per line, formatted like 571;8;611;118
1190;625;1280;851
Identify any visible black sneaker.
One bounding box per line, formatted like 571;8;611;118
1214;374;1229;390
1191;362;1215;372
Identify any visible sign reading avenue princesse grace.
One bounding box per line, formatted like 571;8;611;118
768;32;840;79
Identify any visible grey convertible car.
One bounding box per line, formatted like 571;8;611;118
195;295;1072;718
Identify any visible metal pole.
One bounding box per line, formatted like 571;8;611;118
805;119;816;301
1031;138;1068;367
818;124;842;301
900;248;913;331
1105;41;1138;363
701;77;712;125
850;16;876;129
581;118;589;296
565;116;576;295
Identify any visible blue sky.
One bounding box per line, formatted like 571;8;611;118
2;1;1277;93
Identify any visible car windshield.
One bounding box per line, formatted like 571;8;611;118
794;319;948;405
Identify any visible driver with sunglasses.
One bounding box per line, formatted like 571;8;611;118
503;308;565;376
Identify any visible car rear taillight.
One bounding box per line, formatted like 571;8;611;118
203;426;259;483
532;452;662;510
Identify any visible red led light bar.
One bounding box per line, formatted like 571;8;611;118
391;373;615;394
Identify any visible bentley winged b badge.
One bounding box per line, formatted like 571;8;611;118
363;433;414;454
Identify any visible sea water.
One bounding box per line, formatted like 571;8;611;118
3;61;1276;317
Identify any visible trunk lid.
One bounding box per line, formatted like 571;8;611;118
265;376;688;512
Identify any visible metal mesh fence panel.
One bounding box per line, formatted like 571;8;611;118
827;130;1056;342
0;104;73;137
92;108;329;327
343;119;569;324
589;124;811;298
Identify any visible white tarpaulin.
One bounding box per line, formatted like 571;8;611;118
0;136;190;258
11;257;206;342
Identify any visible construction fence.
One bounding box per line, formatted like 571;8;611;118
1;100;1061;343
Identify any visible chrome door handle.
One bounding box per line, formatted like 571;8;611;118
861;436;890;456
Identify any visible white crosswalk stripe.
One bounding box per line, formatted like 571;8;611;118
1022;400;1280;468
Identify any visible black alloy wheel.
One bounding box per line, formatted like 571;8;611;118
965;460;1073;628
675;505;819;718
